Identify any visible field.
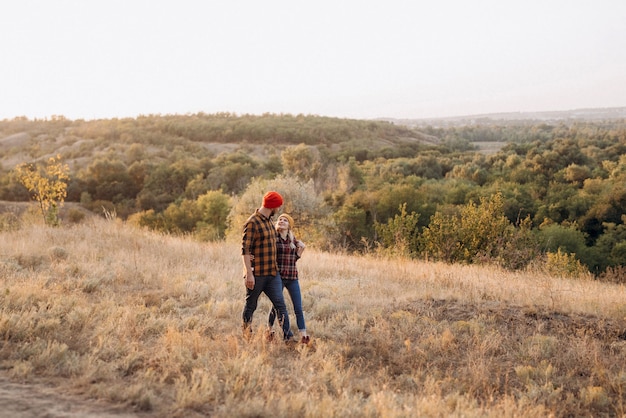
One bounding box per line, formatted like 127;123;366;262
1;217;625;417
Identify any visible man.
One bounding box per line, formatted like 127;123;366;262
241;191;293;342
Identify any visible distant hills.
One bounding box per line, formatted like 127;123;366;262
381;106;626;127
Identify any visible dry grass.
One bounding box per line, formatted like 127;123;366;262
1;218;625;417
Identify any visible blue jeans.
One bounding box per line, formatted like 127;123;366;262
242;274;293;340
269;278;306;332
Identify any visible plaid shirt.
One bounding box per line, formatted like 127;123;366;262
276;233;300;280
241;209;278;277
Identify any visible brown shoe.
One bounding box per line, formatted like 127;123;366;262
300;335;310;345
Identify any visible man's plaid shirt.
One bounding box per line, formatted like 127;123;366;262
241;209;278;277
276;234;300;280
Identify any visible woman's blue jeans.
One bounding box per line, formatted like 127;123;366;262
268;278;306;332
242;274;293;340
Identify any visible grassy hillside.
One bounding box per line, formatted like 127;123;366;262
0;114;432;172
1;219;625;417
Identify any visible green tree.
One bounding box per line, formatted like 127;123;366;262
80;157;139;203
332;204;369;250
14;155;70;226
375;203;420;257
196;190;231;240
562;163;591;186
458;192;513;263
138;161;201;211
281;143;321;182
420;210;462;263
535;223;593;268
421;193;515;265
375;184;428;228
142;190;231;241
591;217;626;272
206;152;260;194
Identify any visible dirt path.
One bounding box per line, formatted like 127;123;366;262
0;377;145;418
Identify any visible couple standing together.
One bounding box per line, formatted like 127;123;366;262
241;191;310;344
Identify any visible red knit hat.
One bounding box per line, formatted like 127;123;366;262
262;191;283;209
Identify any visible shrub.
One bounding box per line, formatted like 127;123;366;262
420;210;462;263
375;203;420;257
421;192;518;266
66;208;86;224
536;223;591;264
544;249;591;279
14;155;70;226
49;246;68;262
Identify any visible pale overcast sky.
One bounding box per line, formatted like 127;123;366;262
1;0;625;121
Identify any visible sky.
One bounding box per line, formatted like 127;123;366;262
1;0;625;121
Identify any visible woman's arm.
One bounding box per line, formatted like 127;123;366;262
295;239;306;258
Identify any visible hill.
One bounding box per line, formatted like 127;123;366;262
0;113;434;172
3;111;626;279
384;106;626;127
0;219;625;417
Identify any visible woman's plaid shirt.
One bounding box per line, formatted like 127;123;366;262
276;234;299;280
241;209;278;277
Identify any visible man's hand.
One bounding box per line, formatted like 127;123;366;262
245;271;255;290
243;253;255;290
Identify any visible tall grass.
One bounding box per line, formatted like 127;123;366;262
0;218;625;417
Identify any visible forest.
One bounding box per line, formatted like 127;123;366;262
1;112;626;279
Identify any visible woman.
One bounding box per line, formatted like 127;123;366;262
268;213;309;344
